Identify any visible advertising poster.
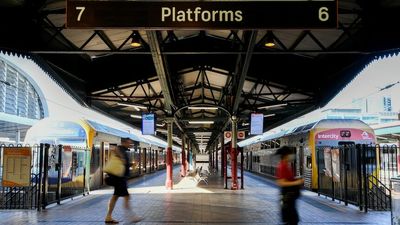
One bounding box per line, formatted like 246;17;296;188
2;147;32;187
323;147;340;182
62;146;73;182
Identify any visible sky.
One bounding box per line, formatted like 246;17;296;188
280;53;400;130
239;53;400;146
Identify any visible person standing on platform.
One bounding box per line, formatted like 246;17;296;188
275;146;304;225
104;138;142;224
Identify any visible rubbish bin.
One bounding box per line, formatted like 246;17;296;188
391;178;400;225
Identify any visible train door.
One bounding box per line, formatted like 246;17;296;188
99;142;110;185
104;143;117;183
102;142;110;166
101;142;110;184
299;146;304;176
249;151;253;172
339;141;357;204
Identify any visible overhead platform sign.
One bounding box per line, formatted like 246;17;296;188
66;0;338;29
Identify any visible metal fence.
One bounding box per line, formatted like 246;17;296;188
0;145;41;209
317;144;396;211
0;144;89;210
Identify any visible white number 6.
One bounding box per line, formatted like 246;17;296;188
319;7;329;22
76;6;86;22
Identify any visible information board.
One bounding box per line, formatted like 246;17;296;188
142;113;156;135
67;0;338;29
250;113;264;135
2;147;32;187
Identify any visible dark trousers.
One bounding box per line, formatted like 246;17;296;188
281;193;299;225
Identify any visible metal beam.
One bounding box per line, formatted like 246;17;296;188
185;83;223;93
207;31;257;149
30;50;371;55
180;117;226;122
232;30;258;114
91;77;160;95
146;31;174;114
147;31;198;146
97;30;117;50
88;95;163;100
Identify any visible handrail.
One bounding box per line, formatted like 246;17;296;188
369;174;391;195
367;174;391;210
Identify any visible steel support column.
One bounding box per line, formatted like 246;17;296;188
188;140;193;171
166;120;174;189
211;145;214;168
155;149;159;170
221;134;224;177
230;116;239;190
215;142;218;171
144;148;147;173
181;135;186;177
184;138;188;173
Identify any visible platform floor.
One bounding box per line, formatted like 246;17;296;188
0;166;390;225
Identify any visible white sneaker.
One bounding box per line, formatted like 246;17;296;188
128;215;143;223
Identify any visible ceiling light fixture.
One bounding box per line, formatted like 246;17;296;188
188;121;214;124
130;31;142;47
117;102;147;111
188;106;218;110
264;31;275;47
264;113;276;117
258;103;287;109
130;114;142;119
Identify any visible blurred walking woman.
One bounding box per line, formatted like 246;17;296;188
104;138;138;224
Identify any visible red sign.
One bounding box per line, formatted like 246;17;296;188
238;131;245;139
224;131;232;144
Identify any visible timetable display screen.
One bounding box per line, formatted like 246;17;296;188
142;113;156;135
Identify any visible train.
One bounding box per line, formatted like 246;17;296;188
242;119;377;190
24;117;181;192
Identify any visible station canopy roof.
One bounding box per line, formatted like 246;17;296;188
1;0;400;151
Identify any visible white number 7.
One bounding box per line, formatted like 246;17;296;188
76;6;86;21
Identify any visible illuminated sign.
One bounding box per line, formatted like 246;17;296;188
250;113;264;135
142;113;156;135
67;0;338;29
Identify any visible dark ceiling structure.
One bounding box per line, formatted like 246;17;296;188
1;0;400;151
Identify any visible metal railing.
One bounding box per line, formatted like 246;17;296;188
317;144;396;212
368;174;391;211
0;144;90;210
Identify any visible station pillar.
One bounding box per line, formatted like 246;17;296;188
165;119;174;190
220;134;224;177
188;140;193;171
230;116;239;190
181;135;186;177
211;145;214;168
215;141;218;171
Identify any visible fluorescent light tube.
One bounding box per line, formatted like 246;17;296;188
258;103;287;109
188;106;218;110
188;121;214;124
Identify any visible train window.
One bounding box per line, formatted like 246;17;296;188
306;156;312;169
253;156;260;163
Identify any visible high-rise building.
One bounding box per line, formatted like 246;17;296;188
383;96;392;112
